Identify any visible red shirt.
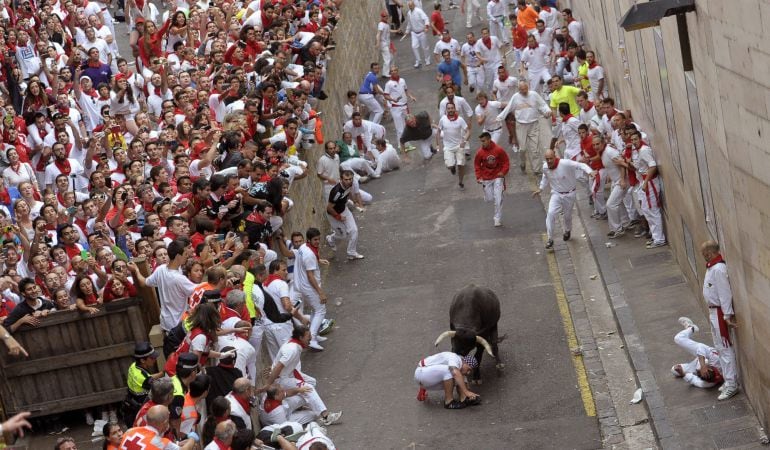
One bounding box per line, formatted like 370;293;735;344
474;143;510;181
512;26;529;49
430;11;445;35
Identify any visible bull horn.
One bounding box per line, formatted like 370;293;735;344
476;336;495;358
434;331;456;347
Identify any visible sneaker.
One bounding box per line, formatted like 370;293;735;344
359;176;370;183
469;86;475;92
588;196;594;206
449;166;456;175
563;231;571;241
718;384;725;392
319;318;335;335
634;229;648;238
645;239;654;246
321;411;343;426
494;218;502;227
316;335;328;342
608;230;625;239
325;234;337;251
678;317;699;333
458;183;465;190
646;241;668;249
308;341;324;351
595;213;608;220
414;62;420;68
425;60;431;66
448;2;459;9
520;163;526;173
628;219;641;227
347;253;365;260
85;411;94;426
545;239;554;249
718;386;738;401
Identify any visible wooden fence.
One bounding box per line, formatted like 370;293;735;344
0;298;147;417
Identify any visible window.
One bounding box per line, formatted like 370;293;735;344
682;219;697;276
685;71;717;238
653;26;682;179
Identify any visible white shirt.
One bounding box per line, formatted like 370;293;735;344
633;144;657;176
587;64;607;98
539;158;593;193
377;20;391;47
474;36;503;68
293;244;320;294
343;120;377;152
405;7;429;34
83;37;111;64
578;104;601;130
492;76;517;104
438;115;468;149
486;0;505;18
433;38;461;59
600;145;624;185
475;101;504;131
145;264;196;331
218;335;257;384
44;158;88;192
521;44;549;73
420;351;462;368
533;27;555;52
273;339;303;379
539;6;560;30
439;96;473;120
384;78;409;107
499;91;550;123
460;42;483;68
558;116;582;159
265;278;290;314
703;261;733;315
567;19;584;46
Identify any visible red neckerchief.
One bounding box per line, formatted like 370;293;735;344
390;75;400;82
606;109;617;120
54;158;72;176
289;337;306;349
551;158;560;169
482;36;492;49
541;5;551;12
498;73;508;82
233;393;251;414
583;101;594;112
588;62;598;69
285;131;295;147
83;293;98;305
566;17;575;24
87;60;102;68
164;230;177;240
562;114;574;122
0;188;9;206
263;397;282;413
211;438;229;450
706;254;725;268
83;87;98;98
58;106;70;115
447;112;458;122
64;142;73;157
38;127;48;139
264;273;282;287
56;191;67;206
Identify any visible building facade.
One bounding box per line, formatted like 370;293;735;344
567;0;770;427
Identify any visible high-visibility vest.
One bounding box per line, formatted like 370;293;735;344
127;362;151;397
179;392;200;435
243;272;257;319
119;426;175;449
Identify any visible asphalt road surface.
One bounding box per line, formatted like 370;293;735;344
302;8;602;450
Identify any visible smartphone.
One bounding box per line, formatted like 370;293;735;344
293;301;301;308
121;192;128;202
126;219;137;227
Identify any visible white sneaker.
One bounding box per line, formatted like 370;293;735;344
347;253;365;260
316;335;328;342
718;386;738;401
494;218;502;227
678;317;699;333
424;60;431;66
414;62;420;68
326;234;337;251
321;411;343;426
308;341;324;351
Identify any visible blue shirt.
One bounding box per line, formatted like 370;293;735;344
359;71;379;95
81;63;113;88
437;59;463;88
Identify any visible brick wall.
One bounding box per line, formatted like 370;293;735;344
282;1;382;235
567;0;770;428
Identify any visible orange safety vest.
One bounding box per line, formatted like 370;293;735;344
119;426;174;449
179;392;201;435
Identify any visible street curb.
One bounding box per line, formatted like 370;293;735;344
571;190;672;448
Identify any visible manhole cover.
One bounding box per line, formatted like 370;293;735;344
692;402;749;424
712;427;759;449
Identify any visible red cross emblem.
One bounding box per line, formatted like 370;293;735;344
122;434;147;450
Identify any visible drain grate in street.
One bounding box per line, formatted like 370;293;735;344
712;427;759;449
653;275;685;288
692;402;749;424
628;251;671;267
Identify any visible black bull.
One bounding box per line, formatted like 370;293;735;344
435;285;506;382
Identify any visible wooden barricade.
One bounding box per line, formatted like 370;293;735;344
133;256;161;332
0;297;147;417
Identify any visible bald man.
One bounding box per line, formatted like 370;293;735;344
204;420;237;450
533;149;595;249
120;405;198;449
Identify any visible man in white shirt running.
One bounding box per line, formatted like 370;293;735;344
438;103;471;189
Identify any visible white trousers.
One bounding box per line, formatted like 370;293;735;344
592;170;607;214
527;69;552;95
464;0;482;27
327;208;359;256
414;365;453;390
481;178;505;221
411;31;430;64
374;145;401;176
483;64;498;92
624;186;640;221
264;322;292;362
358;93;383;124
546;190;577;239
412;137;434;160
709;308;737;388
488;16;508;44
277;373;327;416
341;158;376;177
515;121;541;173
638;179;666;244
379;44;392;76
674;328;719;370
606;183;629;232
297;289;326;342
390;105;408;144
467;66;485;93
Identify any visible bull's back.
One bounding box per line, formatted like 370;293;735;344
449;285;501;330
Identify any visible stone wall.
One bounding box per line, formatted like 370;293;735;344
283;1;383;235
566;0;770;428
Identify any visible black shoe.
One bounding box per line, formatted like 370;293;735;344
444;400;467;409
520;163;526;173
545;239;554;249
588;197;594;206
469;86;475;93
449;166;456;175
458;183;465;190
430;146;438;154
563;231;571;241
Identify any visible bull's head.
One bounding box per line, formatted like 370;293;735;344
434;329;494;358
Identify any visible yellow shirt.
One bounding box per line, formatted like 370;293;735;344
549;85;581;116
578;62;590;91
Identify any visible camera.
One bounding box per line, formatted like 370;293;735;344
121;192;128;202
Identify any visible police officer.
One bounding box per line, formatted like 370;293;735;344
170;353;200;439
123;342;161;426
